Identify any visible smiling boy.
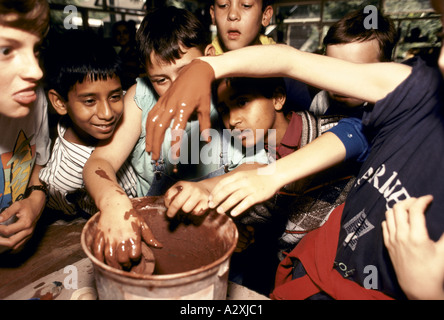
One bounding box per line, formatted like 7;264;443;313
39;30;137;218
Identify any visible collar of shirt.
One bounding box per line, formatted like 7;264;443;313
266;111;303;160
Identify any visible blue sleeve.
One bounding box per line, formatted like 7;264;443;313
327;117;369;162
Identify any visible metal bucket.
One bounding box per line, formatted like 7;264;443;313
81;196;238;300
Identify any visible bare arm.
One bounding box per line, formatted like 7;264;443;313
201;44;412;104
208;132;347;216
83;84;161;270
146;44;411;160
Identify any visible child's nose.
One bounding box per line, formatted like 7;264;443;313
228;6;240;21
228;110;241;127
97;101;113;119
20;51;43;82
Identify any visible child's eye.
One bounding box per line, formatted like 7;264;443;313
83;99;96;105
217;104;229;115
236;97;249;107
153;78;167;85
110;94;122;102
0;47;12;57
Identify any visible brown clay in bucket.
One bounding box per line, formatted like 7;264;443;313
83;196;236;276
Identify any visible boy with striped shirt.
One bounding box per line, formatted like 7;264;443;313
39;30;137;218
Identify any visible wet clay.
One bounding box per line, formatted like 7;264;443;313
133;196;228;275
84;196;233;276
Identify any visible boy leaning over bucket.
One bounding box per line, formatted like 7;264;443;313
0;0;51;253
164;76;362;294
39;29;138;219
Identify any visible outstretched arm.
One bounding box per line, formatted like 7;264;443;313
208;132;347;216
83;85;161;270
146;44;411;161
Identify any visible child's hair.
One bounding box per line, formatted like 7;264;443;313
0;0;49;37
213;77;287;114
43;29;122;101
262;0;274;11
220;77;286;99
136;6;210;67
323;8;398;62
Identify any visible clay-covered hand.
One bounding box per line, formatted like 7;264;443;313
145;59;215;160
208;168;281;217
382;195;444;300
92;203;162;271
164;181;211;219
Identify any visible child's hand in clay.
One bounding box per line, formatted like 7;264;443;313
92;195;162;270
164;181;211;219
145;59;215;160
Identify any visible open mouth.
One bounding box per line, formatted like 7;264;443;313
13;89;37;105
227;30;241;40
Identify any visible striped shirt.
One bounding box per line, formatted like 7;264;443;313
39;117;138;216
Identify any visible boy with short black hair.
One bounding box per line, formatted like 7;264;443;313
165;76;360;294
39;29;138;218
0;0;51;252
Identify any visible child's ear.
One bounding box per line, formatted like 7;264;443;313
48;89;68;116
273;87;286;111
210;5;216;25
204;44;216;57
261;5;273;27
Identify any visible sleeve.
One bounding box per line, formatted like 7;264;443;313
327;117;369;162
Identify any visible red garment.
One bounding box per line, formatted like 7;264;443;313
270;203;394;300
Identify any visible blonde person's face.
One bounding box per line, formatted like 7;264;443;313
147;46;204;97
0;25;43;118
326;39;382;107
65;77;124;143
216;81;278;148
211;0;272;51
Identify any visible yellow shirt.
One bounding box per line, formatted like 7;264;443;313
211;34;276;55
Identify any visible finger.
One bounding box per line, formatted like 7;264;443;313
170;124;186;163
128;237;142;260
165;187;188;219
145;104;160;153
104;241;121;270
181;193;202;214
92;231;105;263
116;241;132;269
384;208;396;243
391;200;412;240
209;177;242;208
141;221;163;248
164;185;181;208
381;221;390;249
192;199;209;216
229;196;257;217
408;195;434;241
141;242;156;275
215;189;251;215
197;100;212;143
